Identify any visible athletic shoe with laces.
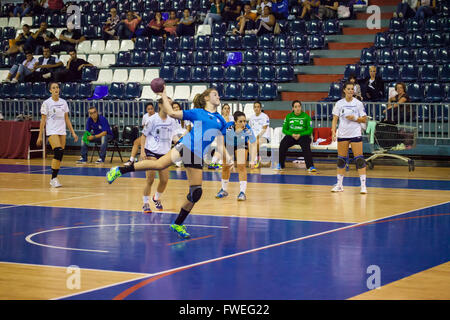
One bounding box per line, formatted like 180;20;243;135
142;203;152;214
50;177;62;188
216;188;229;198
237;192;246;201
331;184;344;192
360;186;368;194
107;166;122;184
170;224;191;239
124;159;134;166
273;163;284;171
307;166;317;173
95;158;104;164
152;196;163;210
76;157;87;164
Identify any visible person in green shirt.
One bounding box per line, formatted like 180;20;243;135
276;100;317;172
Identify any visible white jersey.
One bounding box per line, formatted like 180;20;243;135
143;113;179;155
332;98;366;138
249;112;270;139
222;114;233;123
141;113;153;133
40;97;69;136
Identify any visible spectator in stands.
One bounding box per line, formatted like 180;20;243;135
46;0;64;15
203;0;226;26
385;82;412;123
164;10;179;36
29;21;58;55
29;46;63;82
317;0;339;20
271;0;289;20
51;25;86;53
221;103;234;122
4;24;33;56
256;0;272;15
176;9;196;36
53;49;93;82
11;0;33;17
348;74;363;101
393;0;418;19
77;106;113;164
276;100;317;172
255;5;276;35
143;11;167;37
362;65;384;102
3;51;37;83
102;7;121;41
32;0;47;15
222;0;243;23
415;0;436;20
298;0;321;20
233;3;258;35
117;11;142;39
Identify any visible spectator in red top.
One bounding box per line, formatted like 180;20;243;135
46;0;64;15
164;10;179;36
143;11;167;37
117;11;142;39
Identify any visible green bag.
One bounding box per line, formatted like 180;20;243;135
82;131;92;145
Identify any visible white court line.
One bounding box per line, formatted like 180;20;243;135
0;194;105;211
54;200;450;300
0;188;100;195
4;167;75;175
25;223;229;253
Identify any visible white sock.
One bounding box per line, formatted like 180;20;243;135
130;156;135;162
337;174;344;187
221;179;229;191
360;174;366;187
211;156;219;163
143;196;149;204
154;192;162;200
240;181;247;193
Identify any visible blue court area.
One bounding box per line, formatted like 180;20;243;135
0;201;449;300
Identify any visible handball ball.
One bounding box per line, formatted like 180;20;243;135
150;78;165;93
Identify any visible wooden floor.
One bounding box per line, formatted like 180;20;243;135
0;156;449;300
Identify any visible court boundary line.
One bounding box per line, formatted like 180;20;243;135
53;200;449;300
0;194;105;211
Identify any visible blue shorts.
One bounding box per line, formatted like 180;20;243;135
337;136;363;143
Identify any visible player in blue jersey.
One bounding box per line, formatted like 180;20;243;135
216;111;257;201
106;86;228;238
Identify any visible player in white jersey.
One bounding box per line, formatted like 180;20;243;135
140;98;181;214
124;102;155;166
36;82;78;188
248;101;271;167
331;81;368;194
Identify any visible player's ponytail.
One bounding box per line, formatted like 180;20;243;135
193;88;216;109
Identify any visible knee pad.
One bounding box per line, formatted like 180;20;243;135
187;185;202;203
54;147;64;161
337;156;347;169
355;156;366;169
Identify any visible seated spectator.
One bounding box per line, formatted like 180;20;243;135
222;0;243;23
415;0;436;20
317;0;339;20
271;0;289;20
255;5;276;35
385;82;412;123
77;106;114;164
46;0;64;15
176;9;196;36
277;100;317;172
164;10;179;36
348;74;363;101
298;0;321;20
256;0;272;15
143;11;167;37
203;0;226;26
248;101;271;167
393;0;418;19
29;46;63;82
221;103;234;122
117;11;142;39
54;49;93;82
51;26;86;53
233;3;258;35
102;7;121;41
3;51;37;83
362;65;384;102
4;24;33;56
31;0;46;15
29;22;58;55
11;0;33;17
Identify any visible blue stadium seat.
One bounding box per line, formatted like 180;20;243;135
415;47;434;64
242;34;258;50
242;50;258;64
440;64;450;82
435;47;450;64
427;32;446;47
223;83;241;100
374;32;390;48
406;83;425;102
130;0;144;12
274;50;293;65
406;18;423;33
440;17;450;32
419;64;439;82
212;22;227;35
15;82;32;99
193;50;209;65
86;13;100;26
276;65;294;82
165;36;179;51
195;35;211;50
224;65;241;82
124;82;142;100
323;19;340;35
146;51;161;66
61;82;78;100
408;32;427;48
380;64;399;82
291;34;308;49
258;50;274;64
377;48;395;65
144;0;158;11
208;65;224;81
344;64;361;80
191;66;208;82
308;35;324;49
115;51;131;67
178;51;193;65
359;65;370;80
108;82;126;100
159;65;175;82
81;66;99;82
150;36;164;51
424;83;445;103
209;50;226;65
31;82;47;100
77;83;93;99
0;83;15;99
174;66;191;82
161;51;178;65
179;36;194;51
134;37;149;51
400;64;419;82
289;20;306;34
257;34;274;49
323;82;342;102
258;65;276;82
226;35;242;50
241;82;259;101
424;17;441;32
306;20;323;34
293;49;310;64
360;47;376;65
130;50;147;66
274;34;291;49
389;18;405;33
391;33;408;48
210;36;225;50
395;48;415;64
242;65;258;82
259;83;278;100
209;82;224;97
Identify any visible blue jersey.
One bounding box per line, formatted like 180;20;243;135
225;122;256;148
86;115;112;136
178;108;228;158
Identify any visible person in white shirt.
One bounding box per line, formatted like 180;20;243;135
124;102;155;166
248;101;271;167
331;81;368;194
221;103;234;123
36;82;78;188
140;98;181;214
3;51;38;83
208;103;233;169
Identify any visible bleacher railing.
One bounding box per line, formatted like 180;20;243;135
0;100;448;140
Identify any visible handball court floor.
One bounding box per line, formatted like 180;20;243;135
0;156;449;300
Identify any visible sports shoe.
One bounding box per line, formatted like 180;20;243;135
152;196;163;210
42;73;51;79
107;166;122;184
216;189;229;199
76;157;87;164
307;166;317;173
50;177;62;188
273;163;284;171
142;203;152;214
95;158;104;164
237;192;246;201
11;78;18;83
124;159;134;166
170;224;191;239
331;184;344;192
360;186;368;194
208;163;221;169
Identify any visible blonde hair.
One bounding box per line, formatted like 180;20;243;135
192;88;217;109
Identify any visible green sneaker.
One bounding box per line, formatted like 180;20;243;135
107;166;122;184
170;224;191;239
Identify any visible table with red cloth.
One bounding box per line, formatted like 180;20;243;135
0;121;42;159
